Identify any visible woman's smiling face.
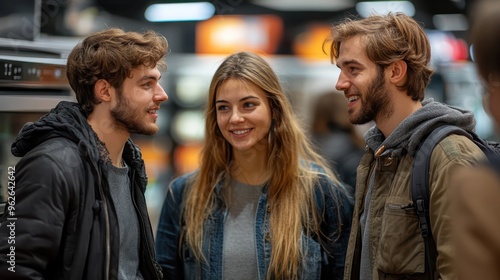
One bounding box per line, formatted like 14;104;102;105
215;78;272;155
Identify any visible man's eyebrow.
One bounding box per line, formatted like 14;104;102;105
138;75;161;82
336;59;363;68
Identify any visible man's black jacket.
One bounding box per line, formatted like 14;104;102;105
0;101;162;279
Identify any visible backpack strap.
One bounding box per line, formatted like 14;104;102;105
411;124;471;278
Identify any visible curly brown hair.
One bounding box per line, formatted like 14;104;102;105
66;28;169;114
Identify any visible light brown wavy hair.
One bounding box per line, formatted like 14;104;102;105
326;13;434;101
66;28;169;114
183;51;342;279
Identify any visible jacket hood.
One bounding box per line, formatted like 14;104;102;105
364;98;477;157
11;101;97;158
11;101;148;188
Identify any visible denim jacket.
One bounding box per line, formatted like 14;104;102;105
156;171;353;280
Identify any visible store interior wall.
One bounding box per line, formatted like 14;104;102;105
0;0;491;234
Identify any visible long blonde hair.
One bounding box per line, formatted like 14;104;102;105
183;52;343;279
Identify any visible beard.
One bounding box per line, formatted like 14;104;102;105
110;90;158;135
348;67;392;125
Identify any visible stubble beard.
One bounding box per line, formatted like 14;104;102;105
348;68;392;125
110;90;158;136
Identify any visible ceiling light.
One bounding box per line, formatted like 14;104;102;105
252;0;353;11
144;2;215;22
356;1;415;17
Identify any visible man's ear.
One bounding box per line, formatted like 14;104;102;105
389;59;407;87
94;79;112;102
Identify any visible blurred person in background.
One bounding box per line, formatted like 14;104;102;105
310;91;365;189
155;51;353;280
328;12;484;279
0;28;168;279
452;1;500;279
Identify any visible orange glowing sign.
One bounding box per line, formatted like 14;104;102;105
173;144;203;175
293;24;332;61
196;15;283;55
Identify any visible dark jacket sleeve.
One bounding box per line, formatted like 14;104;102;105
156;176;187;280
317;175;354;280
0;143;83;279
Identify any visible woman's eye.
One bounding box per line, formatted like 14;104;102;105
244;102;256;108
217;105;229;111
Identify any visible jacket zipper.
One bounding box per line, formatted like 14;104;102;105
91;160;111;280
130;170;159;279
349;157;378;279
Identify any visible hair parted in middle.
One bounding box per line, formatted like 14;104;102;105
182;51;344;279
326;12;434;101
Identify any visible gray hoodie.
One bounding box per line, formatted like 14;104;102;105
364;98;476;157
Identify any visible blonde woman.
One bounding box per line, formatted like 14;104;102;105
155;51;353;280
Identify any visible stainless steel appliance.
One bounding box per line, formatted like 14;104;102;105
0;38;75;211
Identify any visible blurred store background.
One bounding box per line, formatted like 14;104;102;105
0;0;489;231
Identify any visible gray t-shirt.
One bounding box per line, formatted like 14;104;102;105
107;163;144;280
223;179;263;280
